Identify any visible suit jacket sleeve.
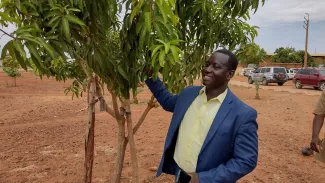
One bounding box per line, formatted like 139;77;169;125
145;77;178;112
198;110;258;183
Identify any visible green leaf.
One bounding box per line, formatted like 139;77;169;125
136;21;144;34
156;1;167;23
35;38;56;59
167;53;175;65
164;43;170;54
170;45;180;63
139;27;147;49
151;45;163;57
151;52;159;67
62;17;71;41
49;0;55;7
169;39;184;45
144;12;152;32
65;15;85;26
26;43;41;62
15;0;21;10
159;51;165;67
67;8;81;12
48;16;61;25
129;0;144;24
118;65;129;81
13;47;27;70
13;40;26;59
168;0;176;8
1;41;12;59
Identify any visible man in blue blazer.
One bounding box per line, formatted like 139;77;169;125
145;49;258;183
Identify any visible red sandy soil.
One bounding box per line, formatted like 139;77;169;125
1;72;325;183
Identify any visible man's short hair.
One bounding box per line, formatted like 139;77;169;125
214;49;238;71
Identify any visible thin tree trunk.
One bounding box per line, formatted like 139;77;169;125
84;75;96;183
111;95;155;182
125;99;139;183
112;119;127;183
111;91;126;183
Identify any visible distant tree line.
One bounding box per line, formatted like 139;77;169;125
271;47;315;67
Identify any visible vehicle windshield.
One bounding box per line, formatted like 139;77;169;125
318;70;325;76
273;68;286;73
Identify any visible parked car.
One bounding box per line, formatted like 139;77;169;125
286;69;297;80
248;67;288;86
293;68;325;90
243;69;254;77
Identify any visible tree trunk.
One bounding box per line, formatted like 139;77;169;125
84;75;96;183
125;99;139;183
111;96;155;182
111;121;127;183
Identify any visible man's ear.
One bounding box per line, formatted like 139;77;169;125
227;70;235;80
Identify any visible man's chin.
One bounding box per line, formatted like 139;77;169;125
202;80;210;86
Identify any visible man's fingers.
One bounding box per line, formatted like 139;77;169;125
311;143;320;152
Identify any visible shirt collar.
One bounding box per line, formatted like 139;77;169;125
199;86;228;103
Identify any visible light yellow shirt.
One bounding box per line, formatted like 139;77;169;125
173;87;228;173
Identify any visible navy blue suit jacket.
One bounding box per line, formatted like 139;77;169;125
146;78;258;183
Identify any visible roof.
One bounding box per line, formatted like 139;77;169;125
266;53;325;57
311;53;325;57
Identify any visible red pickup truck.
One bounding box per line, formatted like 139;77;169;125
293;68;325;90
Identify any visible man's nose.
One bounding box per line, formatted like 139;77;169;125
204;65;212;72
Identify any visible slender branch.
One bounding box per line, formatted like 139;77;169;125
132;95;155;134
124;99;140;183
110;90;122;121
76;55;90;78
104;102;116;118
125;95;155;143
76;98;100;113
0;29;17;39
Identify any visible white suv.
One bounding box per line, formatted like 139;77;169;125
248;67;288;86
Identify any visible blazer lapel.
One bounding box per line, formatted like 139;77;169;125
199;90;235;153
172;86;203;132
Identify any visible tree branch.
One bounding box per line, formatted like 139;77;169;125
110;90;122;121
0;29;17;40
124;95;155;144
132;95;155;135
76;55;90;78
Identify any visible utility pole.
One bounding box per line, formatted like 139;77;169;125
303;13;309;68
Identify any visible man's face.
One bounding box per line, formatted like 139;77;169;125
201;52;234;89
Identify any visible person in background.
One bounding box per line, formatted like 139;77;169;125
145;49;259;183
310;90;325;162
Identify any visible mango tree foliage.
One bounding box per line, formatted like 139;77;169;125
0;0;120;96
2;56;21;86
0;0;266;182
236;43;267;67
120;0;265;95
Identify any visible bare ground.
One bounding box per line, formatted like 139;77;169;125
1;72;325;183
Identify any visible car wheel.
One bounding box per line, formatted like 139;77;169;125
262;78;268;86
295;80;302;89
248;77;254;84
320;82;325;91
277;82;284;86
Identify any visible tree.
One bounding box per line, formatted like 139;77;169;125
236;43;266;67
271;47;315;67
2;56;21;86
296;50;315;67
0;0;266;182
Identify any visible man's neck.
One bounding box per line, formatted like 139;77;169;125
205;85;228;101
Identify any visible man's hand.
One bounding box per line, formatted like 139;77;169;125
189;173;199;183
311;136;322;153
